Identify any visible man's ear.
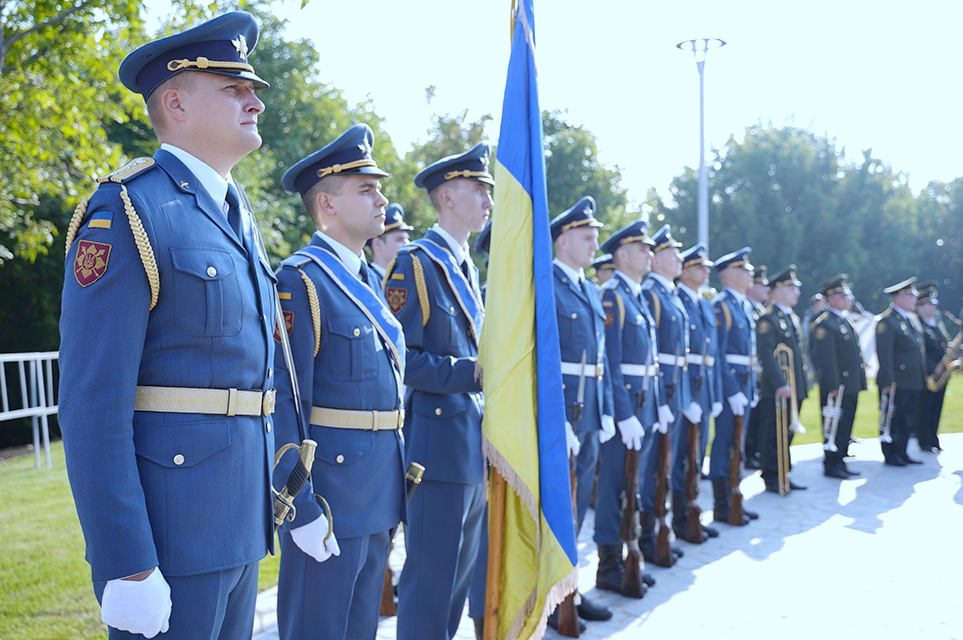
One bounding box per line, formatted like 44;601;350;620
161;88;187;124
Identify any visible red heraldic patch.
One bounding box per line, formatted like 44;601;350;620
273;310;295;342
386;287;407;314
74;240;111;287
604;311;615;329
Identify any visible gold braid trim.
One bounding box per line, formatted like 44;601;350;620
119;185;160;310
382;257;397;293
167;57;254;73
649;292;661;326
615;292;626;329
297;268;321;357
411;256;430;325
443;169;493;181
317;159;376;178
64;195;90;254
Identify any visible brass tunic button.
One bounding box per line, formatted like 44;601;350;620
450;306;455;314
268;368;273;378
900;364;906;370
843;371;849;377
353;328;361;337
671;315;677;321
571;312;578;319
435;408;443;416
206;266;217;278
173;454;185;466
626;383;633;390
336;454;345;464
562;383;567;390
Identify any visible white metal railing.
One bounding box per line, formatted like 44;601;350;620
0;352;59;469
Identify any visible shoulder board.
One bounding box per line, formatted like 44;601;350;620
812;310;830;326
601;278;619;292
280;254;312;269
879;308;893;319
98;157;156;184
764;305;776;316
641;279;655;291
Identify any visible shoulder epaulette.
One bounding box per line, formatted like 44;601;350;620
281;255;312;269
812;310;830;326
98;157;156;184
65;158;160;310
879;308;893;319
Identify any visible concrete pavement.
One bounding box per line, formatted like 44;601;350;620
254;434;963;639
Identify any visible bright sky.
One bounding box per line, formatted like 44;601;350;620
149;0;963;206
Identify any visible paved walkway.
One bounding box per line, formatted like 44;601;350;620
254;434;963;639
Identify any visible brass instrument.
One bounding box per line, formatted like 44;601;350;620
878;383;896;444
822;386;845;452
925;324;962;392
773;345;796;496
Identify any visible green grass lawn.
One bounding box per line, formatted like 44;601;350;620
1;375;959;638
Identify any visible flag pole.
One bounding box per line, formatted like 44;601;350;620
483;468;506;640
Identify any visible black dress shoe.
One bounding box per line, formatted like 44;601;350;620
744;457;761;470
743;507;759;520
788;481;807;490
884;458;907;467
577;594;612;621
547;610;586;633
642;572;656;587
842;467;860;477
671;544;684;558
702;524;719;538
902;456;923;465
474;617;484;640
824;467;849;479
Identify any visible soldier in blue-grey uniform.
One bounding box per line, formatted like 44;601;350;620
273;125;407;640
547;196;614;624
367;203;413;284
709;248;760;525
386;143;490;640
676;244;723;540
593;221;658;597
592;252;616;287
59;12;277;639
639;224;693;565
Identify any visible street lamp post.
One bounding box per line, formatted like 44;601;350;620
676;38;726;255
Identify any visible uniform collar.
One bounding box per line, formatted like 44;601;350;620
431;224;469;265
891;304;912;320
314;230;363;277
161;143;232;209
678;283;701;304
369;261;386;280
614;270;641;296
724;287;747;303
648;272;675;292
554;259;584;285
775;302;794;316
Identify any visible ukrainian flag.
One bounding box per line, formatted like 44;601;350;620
479;0;578;637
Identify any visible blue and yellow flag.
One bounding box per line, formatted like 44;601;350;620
479;0;578;637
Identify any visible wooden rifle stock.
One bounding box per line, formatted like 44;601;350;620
684;416;704;543
619;448;645;599
556;455;580;637
653;432;675;567
728;414;745;525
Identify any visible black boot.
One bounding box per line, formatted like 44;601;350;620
595;543;624;594
639;511;657;562
671;491;687;539
712;480;729;523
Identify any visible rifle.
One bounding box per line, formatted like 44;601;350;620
728;373;747;526
555;453;581;637
653;343;679;567
684;360;705;543
619;446;646;599
380;462;426;616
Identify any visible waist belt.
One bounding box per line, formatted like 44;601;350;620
657;353;687;368
726;354;752;366
310;406;404;431
134;386;276;417
620;363;658;377
686;353;715;367
560;362;604;377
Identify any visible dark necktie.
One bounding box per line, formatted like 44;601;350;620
359;262;372;287
225;183;242;239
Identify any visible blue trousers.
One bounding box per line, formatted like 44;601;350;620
573;429;600;531
277;528;390;640
96;562;259;640
397;479;485;640
709;403;752;482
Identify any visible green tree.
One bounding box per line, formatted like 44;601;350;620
542;110;632;230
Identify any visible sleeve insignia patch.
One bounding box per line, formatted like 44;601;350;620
73;240;111;287
273;310;295;342
877;322;887;335
386;286;408;314
758;320;771;334
814;326;827;340
605;311;615;329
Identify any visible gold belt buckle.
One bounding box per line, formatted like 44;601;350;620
262;388;277;416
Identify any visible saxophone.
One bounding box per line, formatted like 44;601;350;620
925;327;962;392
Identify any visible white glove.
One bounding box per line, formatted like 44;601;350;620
751;391;760;408
599;415;616;444
101;568;171;638
711;402;723;418
682;401;703;424
617;416;645;450
727;392;749;416
291;513;341;563
657;405;674;434
565;421;581;457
